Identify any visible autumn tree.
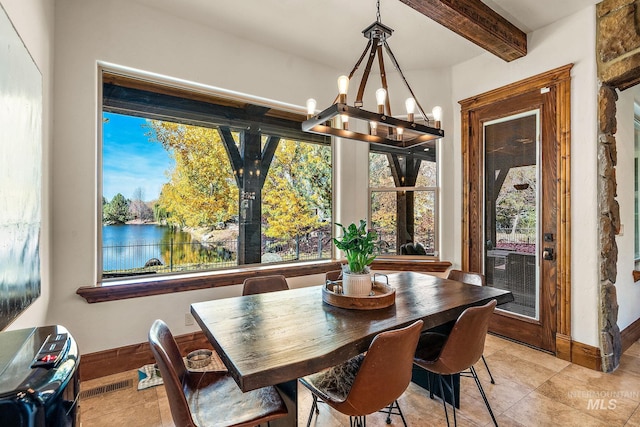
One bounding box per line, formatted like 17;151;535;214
369;153;396;236
369;152;437;250
148;121;238;228
262;139;331;240
495;165;537;232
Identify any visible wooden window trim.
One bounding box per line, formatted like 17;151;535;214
77;259;452;303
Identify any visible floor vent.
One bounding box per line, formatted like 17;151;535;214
79;379;133;399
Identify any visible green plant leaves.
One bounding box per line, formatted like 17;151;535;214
333;220;378;273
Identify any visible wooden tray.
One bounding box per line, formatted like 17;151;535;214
322;281;396;310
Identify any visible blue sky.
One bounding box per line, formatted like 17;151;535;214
102;112;173;202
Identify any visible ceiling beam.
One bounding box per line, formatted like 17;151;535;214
397;0;527;62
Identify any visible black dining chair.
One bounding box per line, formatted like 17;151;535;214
414;300;498;427
446;269;496;384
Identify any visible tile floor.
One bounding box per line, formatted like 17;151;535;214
78;335;640;426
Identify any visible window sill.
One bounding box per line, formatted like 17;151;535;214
77;258;451;303
371;256;451;272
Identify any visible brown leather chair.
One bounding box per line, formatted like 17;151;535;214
300;320;423;427
414;300;498;427
149;319;288;427
242;274;289;296
325;270;342;282
446;269;495;384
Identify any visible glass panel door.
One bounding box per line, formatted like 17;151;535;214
483;110;540;319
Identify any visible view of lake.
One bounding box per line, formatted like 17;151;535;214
102;224;194;271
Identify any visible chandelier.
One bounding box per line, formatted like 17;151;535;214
302;0;444;149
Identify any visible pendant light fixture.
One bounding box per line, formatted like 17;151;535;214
302;0;444;149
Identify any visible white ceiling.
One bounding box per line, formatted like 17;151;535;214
133;0;600;71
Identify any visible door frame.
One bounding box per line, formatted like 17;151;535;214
459;64;572;357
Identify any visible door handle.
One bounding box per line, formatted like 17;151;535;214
543;247;554;261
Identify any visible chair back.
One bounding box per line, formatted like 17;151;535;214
149;319;196;427
447;269;485;287
431;300;497;374
345;320;423;414
325;270;342;282
242;274;289;296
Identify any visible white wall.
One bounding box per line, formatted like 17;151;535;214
450;6;600;346
1;0;54;330
26;0;610;355
614;86;640;331
51;0;344;353
50;0;456;354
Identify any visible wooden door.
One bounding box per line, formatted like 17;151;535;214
460;66;572;353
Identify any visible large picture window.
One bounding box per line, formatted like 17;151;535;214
100;72;331;281
369;147;438;256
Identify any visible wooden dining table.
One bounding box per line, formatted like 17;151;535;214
191;271;513;426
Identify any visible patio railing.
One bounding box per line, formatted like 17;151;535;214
103;231;331;278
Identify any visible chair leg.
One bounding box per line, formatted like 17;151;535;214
471;365;498;427
427;372;434;399
306;395;319;427
378;400;407;427
350;415;366;427
395;400;407;427
437;374;450;427
448;375;457;427
481;354;495;384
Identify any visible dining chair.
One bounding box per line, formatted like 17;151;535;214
242;274;289;296
300;320;423;427
413;300;498;427
149;319;288;427
446;269;496;384
325;270;342;282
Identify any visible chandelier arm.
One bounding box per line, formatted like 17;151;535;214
333;39;373;104
377;44;391;116
382;41;430;124
355;38;381;107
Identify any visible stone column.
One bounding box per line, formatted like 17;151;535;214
597;84;622;372
595;0;640;372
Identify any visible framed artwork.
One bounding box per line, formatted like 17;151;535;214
0;5;43;330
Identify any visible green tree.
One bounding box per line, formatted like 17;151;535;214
149;121;238;228
153;202;168;224
103;193;131;224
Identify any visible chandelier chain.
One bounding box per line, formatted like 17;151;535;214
376;0;381;23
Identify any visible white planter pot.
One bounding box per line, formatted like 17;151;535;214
342;272;372;296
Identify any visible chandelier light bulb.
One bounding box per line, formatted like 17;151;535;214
306;98;317;118
405;97;416;122
299;2;445;148
341;114;349;130
337;75;349;103
376;88;387;114
432;106;443;129
369;121;378;136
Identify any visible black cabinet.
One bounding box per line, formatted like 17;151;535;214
0;326;79;427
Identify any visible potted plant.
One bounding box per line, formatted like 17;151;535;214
333;220;378;296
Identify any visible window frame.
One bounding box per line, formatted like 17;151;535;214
97;66;332;282
368;147;441;258
82;65;451;303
